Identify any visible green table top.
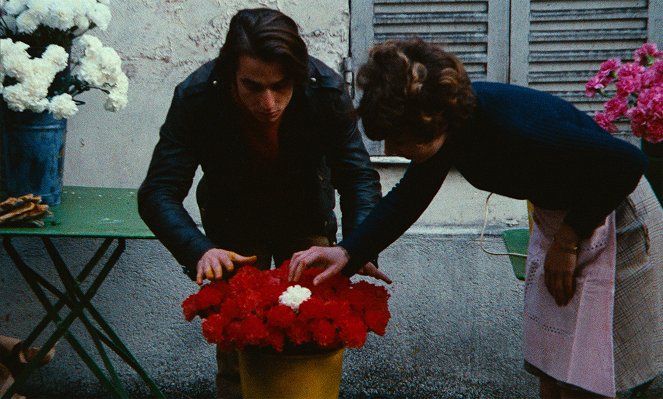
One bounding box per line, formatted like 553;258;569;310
0;186;155;238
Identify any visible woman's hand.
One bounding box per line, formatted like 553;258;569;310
288;246;350;285
544;224;580;306
196;249;257;285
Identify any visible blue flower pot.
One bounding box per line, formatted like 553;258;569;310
1;108;67;206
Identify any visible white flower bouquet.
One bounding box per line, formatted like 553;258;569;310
0;0;128;119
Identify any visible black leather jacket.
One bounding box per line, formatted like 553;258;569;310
138;57;381;276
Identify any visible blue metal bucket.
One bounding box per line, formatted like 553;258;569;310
1;109;67;206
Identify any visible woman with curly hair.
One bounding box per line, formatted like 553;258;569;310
289;38;662;398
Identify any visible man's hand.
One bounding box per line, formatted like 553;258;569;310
196;249;257;285
357;262;392;284
288;246;350;285
544;224;580;306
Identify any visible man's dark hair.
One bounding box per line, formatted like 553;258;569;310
217;8;309;86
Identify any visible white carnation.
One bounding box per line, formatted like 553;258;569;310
44;0;76;31
0;40;31;79
0;0;126;115
2;82;49;112
87;2;111;30
0;39;68;113
3;0;28;16
279;285;312;311
75;58;102;85
72;14;90;34
25;0;49;18
72;35;129;112
48;93;78;119
41;44;69;70
15;9;40;33
104;74;128;111
76;34;103;56
104;89;127;112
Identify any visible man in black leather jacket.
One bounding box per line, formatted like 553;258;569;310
137;8;386;397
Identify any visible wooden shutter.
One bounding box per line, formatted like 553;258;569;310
351;0;509;155
510;0;656;120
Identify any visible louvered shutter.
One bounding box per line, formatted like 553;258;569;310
510;0;662;138
351;0;509;154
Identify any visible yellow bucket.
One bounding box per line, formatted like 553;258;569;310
239;347;344;399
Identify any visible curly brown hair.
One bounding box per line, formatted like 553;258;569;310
357;39;476;143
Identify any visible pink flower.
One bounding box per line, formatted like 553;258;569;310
603;97;628;120
616;63;644;97
585;76;605;97
599;58;621;74
594;112;618;133
585;69;615;97
631;86;663;143
641;60;663;89
587;43;663;143
627;106;648;139
634;43;662;66
585;61;621;97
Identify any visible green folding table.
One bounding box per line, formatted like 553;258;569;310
0;186;165;399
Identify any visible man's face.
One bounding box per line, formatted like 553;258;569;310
234;55;294;125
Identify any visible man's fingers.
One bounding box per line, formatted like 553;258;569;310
235;255;258;265
196;268;204;285
216;255;234;275
206;267;216;280
229;252;258;266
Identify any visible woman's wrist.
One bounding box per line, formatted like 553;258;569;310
553;223;580;253
552;237;579;254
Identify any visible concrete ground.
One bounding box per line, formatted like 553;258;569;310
1;231;661;398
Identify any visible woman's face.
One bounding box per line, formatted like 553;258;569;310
384;133;447;163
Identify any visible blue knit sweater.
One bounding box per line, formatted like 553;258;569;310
340;81;647;275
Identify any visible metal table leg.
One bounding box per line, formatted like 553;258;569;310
2;236;165;399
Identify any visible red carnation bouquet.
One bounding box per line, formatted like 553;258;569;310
182;261;390;353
